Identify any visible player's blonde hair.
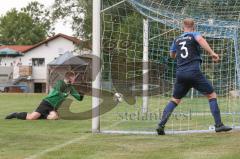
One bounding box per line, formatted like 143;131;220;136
183;18;195;29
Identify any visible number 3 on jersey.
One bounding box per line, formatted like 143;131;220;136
179;41;188;58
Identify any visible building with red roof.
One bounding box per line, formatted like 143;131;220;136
0;33;90;93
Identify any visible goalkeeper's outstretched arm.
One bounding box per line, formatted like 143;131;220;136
70;86;84;101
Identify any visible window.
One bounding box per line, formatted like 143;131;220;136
32;58;45;67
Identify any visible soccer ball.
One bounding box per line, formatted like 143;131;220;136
209;125;215;131
114;92;123;103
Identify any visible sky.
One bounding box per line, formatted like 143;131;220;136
0;0;73;36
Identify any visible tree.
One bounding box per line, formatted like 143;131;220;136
52;0;92;40
52;0;123;40
0;1;54;45
0;9;44;45
52;0;136;50
21;1;55;36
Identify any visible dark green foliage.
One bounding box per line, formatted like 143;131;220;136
0;9;45;45
52;0;92;40
0;1;53;45
21;1;54;36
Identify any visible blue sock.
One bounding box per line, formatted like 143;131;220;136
159;101;177;126
209;98;222;126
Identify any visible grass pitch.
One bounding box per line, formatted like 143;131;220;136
0;93;240;159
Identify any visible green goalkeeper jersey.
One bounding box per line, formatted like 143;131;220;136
44;80;83;109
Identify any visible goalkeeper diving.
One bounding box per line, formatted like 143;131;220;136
5;71;84;120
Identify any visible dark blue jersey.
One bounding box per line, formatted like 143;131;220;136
170;32;202;72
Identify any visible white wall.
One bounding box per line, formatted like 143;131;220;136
1;37;76;82
0;66;13;83
22;37;76;82
0;57;16;66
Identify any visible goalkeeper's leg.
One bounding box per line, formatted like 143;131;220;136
47;111;59;120
5;112;40;120
5;100;53;120
5;112;27;119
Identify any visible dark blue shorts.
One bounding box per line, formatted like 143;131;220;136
173;70;214;99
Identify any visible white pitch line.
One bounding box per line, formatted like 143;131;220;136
101;126;240;135
24;134;91;159
24;121;124;159
101;130;215;135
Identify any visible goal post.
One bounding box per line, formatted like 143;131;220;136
142;18;149;113
92;0;101;133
